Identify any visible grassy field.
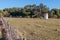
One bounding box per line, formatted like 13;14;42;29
4;18;60;40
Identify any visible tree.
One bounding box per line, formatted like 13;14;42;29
39;3;49;18
50;8;60;18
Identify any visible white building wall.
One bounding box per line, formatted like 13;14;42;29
44;13;48;19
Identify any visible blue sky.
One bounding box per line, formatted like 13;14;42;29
0;0;60;9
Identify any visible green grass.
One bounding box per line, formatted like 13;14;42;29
4;18;60;40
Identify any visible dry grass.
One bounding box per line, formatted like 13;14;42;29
4;18;60;40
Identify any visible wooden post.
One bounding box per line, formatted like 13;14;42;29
0;14;12;40
0;14;6;40
0;13;26;40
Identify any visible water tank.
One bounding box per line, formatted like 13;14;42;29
44;13;48;20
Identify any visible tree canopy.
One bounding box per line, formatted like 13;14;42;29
0;3;60;18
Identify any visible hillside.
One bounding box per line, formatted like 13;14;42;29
4;18;60;40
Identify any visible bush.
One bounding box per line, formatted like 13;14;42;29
53;15;57;18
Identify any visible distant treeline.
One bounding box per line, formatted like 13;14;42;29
0;3;60;18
